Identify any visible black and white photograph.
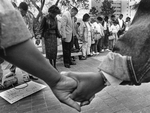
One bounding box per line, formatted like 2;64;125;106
1;0;150;113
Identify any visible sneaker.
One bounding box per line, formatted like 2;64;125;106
92;52;96;55
80;56;87;60
101;49;104;52
96;52;99;55
106;49;111;51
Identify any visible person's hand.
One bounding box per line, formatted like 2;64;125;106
61;37;66;42
51;73;81;112
61;71;106;106
36;34;42;39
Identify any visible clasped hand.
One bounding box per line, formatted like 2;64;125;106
52;71;105;112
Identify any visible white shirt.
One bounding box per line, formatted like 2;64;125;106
110;24;120;34
118;18;124;29
103;21;110;31
93;22;104;36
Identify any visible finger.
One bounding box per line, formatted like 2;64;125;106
89;95;95;103
62;97;81;112
69;88;79;100
78;95;95;107
80;100;90;107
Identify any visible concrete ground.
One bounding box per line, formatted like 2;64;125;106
1;51;150;113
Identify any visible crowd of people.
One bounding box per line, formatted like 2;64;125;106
0;2;132;83
36;4;132;69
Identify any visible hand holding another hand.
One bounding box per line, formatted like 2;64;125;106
61;71;106;106
51;73;81;112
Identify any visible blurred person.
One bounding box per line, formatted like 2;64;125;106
18;2;34;38
125;17;131;32
97;17;105;53
90;18;96;55
117;14;125;37
109;20;120;50
103;16;110;51
73;17;80;52
61;7;78;68
80;13;92;60
38;5;62;70
92;19;100;55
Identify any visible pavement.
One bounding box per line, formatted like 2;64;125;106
1;51;150;113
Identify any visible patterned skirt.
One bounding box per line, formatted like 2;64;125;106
44;34;57;60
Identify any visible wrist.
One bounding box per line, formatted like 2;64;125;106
43;68;61;88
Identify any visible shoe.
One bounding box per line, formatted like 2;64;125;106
71;56;76;61
70;61;76;65
80;56;87;60
101;49;104;52
64;64;70;68
96;52;99;55
92;52;96;55
106;49;111;51
71;49;80;53
87;54;92;57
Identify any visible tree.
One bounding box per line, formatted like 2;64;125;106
59;0;89;11
100;0;115;16
89;6;99;16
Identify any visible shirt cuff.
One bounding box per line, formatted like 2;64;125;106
101;71;122;86
98;52;130;83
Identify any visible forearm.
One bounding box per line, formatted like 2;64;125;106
0;40;60;87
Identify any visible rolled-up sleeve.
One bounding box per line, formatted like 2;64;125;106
98;52;130;85
0;0;31;49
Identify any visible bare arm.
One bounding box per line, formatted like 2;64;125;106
0;40;60;87
0;40;80;111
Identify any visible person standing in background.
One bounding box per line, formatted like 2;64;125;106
38;5;62;70
73;17;80;52
97;17;105;53
117;14;125;38
18;2;35;38
80;13;92;60
109;21;120;50
61;7;78;68
103;16;110;51
90;18;96;55
125;17;131;32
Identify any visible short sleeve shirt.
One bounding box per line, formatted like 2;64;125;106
0;0;31;49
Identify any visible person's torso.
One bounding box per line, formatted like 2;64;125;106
62;11;73;34
44;14;57;34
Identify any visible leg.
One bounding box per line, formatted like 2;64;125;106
87;36;92;56
74;36;80;50
97;39;101;53
53;59;58;71
62;41;71;68
49;59;53;66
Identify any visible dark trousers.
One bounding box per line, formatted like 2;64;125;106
103;34;109;49
62;40;72;65
97;36;104;52
74;36;80;49
71;36;74;50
